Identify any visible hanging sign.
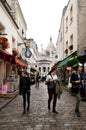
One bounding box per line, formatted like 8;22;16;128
25;49;32;58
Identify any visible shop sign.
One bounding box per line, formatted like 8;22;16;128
25;49;32;58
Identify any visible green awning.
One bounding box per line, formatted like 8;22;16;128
57;51;77;67
67;56;79;67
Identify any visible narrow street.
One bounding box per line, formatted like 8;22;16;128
0;83;86;130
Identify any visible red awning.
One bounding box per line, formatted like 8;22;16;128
15;58;28;67
0;48;28;67
0;48;15;63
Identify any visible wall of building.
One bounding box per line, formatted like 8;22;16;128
78;0;86;55
63;0;78;57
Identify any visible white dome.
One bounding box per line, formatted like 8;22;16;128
46;37;56;52
39;49;47;56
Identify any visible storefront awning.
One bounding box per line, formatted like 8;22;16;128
0;48;15;63
67;56;79;67
57;51;77;67
0;48;28;67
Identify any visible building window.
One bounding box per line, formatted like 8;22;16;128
43;67;46;72
39;67;41;72
70;5;73;24
48;67;50;72
66;16;68;32
66;41;68;49
0;22;5;34
69;34;73;52
65;41;68;54
60;32;62;41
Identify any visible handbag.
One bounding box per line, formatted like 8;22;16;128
55;81;62;99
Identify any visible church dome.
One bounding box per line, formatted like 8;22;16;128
46;37;56;52
39;49;47;56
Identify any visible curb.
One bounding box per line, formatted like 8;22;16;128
0;94;18;111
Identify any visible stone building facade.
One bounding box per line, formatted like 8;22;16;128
56;0;86;62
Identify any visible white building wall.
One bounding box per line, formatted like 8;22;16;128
64;0;78;58
0;3;17;53
56;13;64;61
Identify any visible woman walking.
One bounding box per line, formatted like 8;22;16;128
19;71;31;114
46;67;58;114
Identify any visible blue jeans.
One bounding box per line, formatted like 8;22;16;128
22;90;30;111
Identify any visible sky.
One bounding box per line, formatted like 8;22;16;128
18;0;68;51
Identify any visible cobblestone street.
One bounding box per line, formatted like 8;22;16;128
0;83;86;130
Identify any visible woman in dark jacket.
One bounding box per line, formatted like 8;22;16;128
70;63;83;117
19;71;31;114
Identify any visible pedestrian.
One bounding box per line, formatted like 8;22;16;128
46;66;58;114
19;71;31;114
70;63;83;117
82;69;86;99
35;71;40;88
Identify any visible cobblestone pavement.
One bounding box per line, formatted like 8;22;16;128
0;83;86;130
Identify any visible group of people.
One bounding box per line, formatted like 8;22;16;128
19;63;86;117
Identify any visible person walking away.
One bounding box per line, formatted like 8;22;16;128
70;63;83;117
19;71;31;114
46;67;58;114
35;71;40;88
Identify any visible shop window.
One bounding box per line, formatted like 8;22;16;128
48;67;50;72
39;67;41;72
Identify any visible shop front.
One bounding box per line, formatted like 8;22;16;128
0;48;28;97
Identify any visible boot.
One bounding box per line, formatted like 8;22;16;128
48;102;50;110
52;108;58;114
75;109;81;117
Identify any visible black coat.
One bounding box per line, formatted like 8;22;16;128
70;72;83;94
19;76;31;94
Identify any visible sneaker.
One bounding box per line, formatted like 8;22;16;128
52;110;58;114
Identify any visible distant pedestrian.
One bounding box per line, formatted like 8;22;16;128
19;71;31;114
46;66;58;114
35;71;40;88
70;63;83;117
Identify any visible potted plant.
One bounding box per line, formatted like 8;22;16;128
12;48;19;57
0;37;10;49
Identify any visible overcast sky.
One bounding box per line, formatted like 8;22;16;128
18;0;68;51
